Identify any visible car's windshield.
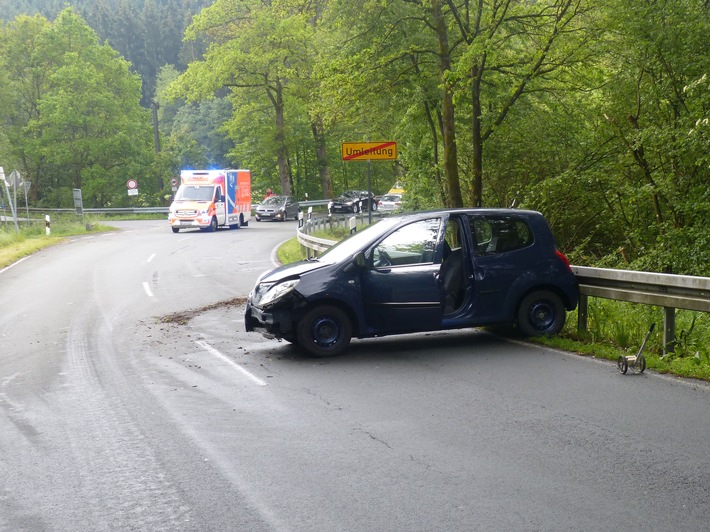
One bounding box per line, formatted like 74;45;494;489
316;217;402;263
340;190;359;199
381;194;401;202
261;195;284;206
175;185;214;201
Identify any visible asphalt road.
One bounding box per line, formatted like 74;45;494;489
1;219;709;531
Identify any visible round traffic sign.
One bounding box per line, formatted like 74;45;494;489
127;179;138;189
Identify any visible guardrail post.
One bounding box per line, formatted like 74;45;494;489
577;294;588;334
664;307;676;355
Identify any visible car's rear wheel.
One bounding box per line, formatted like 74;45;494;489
516;290;565;336
296;305;352;357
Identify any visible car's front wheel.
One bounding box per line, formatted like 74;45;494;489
296;305;352;357
516;290;566;336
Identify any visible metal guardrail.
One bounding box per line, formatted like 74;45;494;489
571;266;710;354
23;203;332;216
297;213;378;258
296;225;709;354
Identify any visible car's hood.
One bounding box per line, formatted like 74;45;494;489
259;260;329;283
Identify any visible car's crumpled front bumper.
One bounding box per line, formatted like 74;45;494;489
244;292;304;338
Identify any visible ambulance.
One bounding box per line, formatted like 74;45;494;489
168;169;251;233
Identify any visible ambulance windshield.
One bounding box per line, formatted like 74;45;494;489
175;185;214;201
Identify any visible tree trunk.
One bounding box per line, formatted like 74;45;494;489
311;116;333;199
270;78;291;195
471;65;483;207
432;0;462;208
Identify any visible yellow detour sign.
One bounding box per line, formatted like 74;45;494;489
342;141;397;161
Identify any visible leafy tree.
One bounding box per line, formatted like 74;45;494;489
1;9;159;207
169;0;327;196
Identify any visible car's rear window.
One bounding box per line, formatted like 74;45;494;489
469;216;533;255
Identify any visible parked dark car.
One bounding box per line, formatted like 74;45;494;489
329;190;377;214
245;209;579;357
255;195;300;222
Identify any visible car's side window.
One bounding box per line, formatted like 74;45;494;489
470;216;532;256
372;218;442;267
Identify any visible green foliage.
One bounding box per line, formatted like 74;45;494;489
2;0;709;281
1;8;161;208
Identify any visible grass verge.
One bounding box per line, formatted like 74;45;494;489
0;216;114;269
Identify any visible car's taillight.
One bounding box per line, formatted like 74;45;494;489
555;249;572;271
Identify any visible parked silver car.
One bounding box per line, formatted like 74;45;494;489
377;193;403;213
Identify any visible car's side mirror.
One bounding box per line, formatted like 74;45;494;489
354;251;366;267
344;252;366;273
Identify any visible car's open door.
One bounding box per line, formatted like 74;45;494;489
360;217;445;334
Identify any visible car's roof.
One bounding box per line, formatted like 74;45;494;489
387;208;543;220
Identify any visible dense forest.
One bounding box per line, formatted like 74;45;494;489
0;0;708;276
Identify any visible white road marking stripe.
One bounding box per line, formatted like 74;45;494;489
195;340;267;386
147;253;156;263
142;281;154;297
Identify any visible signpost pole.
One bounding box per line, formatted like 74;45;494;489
0;167;19;232
367;159;372;225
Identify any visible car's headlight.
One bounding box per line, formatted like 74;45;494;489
259;279;299;306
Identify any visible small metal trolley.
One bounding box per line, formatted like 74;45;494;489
618;323;655;374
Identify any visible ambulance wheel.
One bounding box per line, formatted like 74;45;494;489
617;356;628;374
171;227;179;233
637;355;646;373
208;216;218;232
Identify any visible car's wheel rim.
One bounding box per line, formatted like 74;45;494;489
311;316;340;347
528;300;555;331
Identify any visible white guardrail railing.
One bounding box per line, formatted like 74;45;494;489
297;220;710;355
